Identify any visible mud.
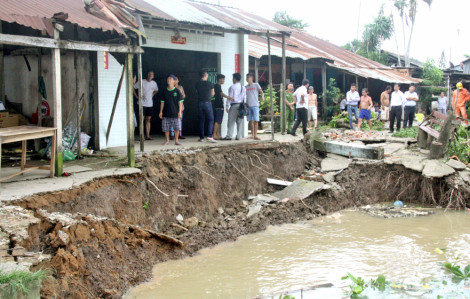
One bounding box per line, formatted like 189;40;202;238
7;140;470;298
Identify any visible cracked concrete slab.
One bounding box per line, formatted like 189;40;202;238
321;154;351;172
422;160;455;178
446;159;467;171
272;179;326;200
0;168;141;202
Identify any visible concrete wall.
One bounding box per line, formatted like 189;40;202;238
143;28;248;137
96;52;128;149
4;51;92;132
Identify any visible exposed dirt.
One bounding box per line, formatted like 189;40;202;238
10;140;470;298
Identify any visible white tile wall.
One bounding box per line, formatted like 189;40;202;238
97;52;128;149
144;28;248;137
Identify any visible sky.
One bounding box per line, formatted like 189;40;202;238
207;0;470;65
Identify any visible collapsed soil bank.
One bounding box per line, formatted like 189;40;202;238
13;141;470;298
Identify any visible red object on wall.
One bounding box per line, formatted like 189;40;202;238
235;54;240;73
104;51;109;69
171;36;187;44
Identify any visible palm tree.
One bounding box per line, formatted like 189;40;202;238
392;0;433;67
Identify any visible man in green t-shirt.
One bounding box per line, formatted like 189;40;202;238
283;83;295;134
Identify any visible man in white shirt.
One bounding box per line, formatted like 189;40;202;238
290;79;309;136
223;73;246;140
389;83;405;133
133;71;158;140
403;85;419;129
346;83;360;129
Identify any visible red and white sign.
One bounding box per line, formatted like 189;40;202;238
235;54;240;73
103;51;109;69
171;36;187;44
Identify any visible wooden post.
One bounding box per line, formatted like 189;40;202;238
254;58;259;83
34;50;42;151
355;76;359;87
321;63;327;118
342;72;346;93
137;37;144;152
74;51;81;158
267;31;274;141
126;54;135;167
0;21;4;105
303;61;307;80
281;33;286;134
52;27;63;176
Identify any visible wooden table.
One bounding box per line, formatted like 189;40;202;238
0;126;56;182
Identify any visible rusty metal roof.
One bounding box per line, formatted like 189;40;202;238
0;0;122;36
249;31;421;84
127;0;291;34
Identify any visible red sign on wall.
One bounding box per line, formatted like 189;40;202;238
171;36;187;44
103;51;109;69
235;54;240;73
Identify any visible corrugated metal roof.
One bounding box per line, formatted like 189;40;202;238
249;31;421;84
0;0;122;36
128;0;291;34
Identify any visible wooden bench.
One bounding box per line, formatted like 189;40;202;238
418;111;447;149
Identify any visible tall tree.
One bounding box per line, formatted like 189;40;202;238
273;11;309;29
343;7;393;65
392;0;433;67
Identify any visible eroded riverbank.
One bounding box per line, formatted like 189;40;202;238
1;136;469;298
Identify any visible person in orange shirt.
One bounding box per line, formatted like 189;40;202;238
452;82;470;124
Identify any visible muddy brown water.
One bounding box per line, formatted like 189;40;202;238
124;210;470;299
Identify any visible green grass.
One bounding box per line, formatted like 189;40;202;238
0;269;51;297
392;127;418;138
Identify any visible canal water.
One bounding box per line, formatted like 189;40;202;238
125;210;470;298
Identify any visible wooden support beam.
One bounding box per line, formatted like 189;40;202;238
0;22;4;104
281;33;286;134
137;37;144;152
126;54;135;167
106;64;126;144
313;139;384;160
74;51;81;158
303;61;307;80
267;31;274;141
321;63;327;118
342;72;346;93
52;28;63;176
0;33;143;53
254;58;259;83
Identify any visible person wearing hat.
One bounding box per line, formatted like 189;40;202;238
452;82;470;124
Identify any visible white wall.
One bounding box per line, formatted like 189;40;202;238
97;52;128;149
144;28;248;137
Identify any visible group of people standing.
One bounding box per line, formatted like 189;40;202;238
284;79;318;136
133;71;266;145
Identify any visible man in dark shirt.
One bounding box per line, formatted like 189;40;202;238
195;71;216;143
159;74;184;146
212;74;232;140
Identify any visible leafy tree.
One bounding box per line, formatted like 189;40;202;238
343;7;392;64
392;0;433;67
273;11;309;29
421;58;443;86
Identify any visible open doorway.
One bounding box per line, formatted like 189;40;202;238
136;48;218;136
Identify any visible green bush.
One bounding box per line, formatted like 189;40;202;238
261;86;279;116
0;269;50;298
392;127;418;138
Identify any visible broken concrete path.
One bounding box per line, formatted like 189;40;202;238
272;179;326;201
422;160;455;178
0;167;141;202
314;139;384;160
321;154;351;172
446;159;467;171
